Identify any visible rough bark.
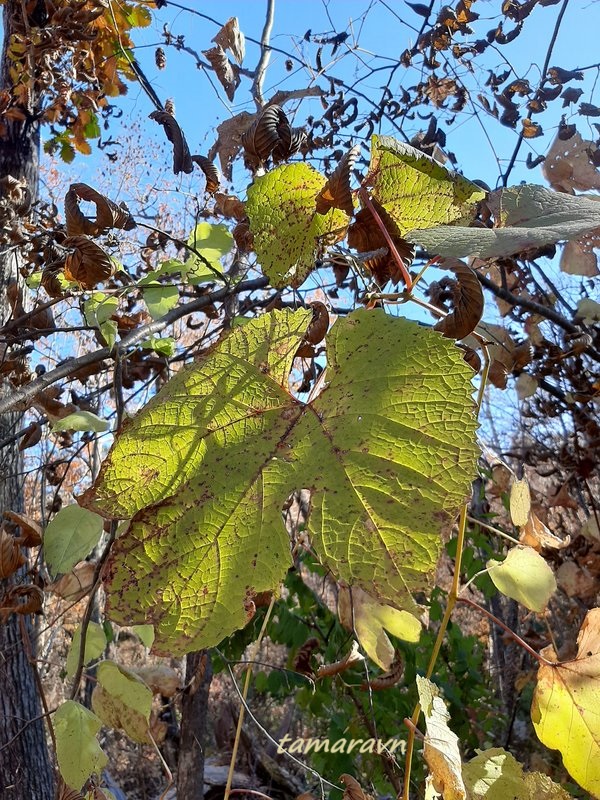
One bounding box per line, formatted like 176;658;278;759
0;2;54;798
177;651;212;800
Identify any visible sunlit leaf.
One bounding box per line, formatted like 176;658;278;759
487;546;556;612
338;585;421;669
52;411;110;433
463;747;572;799
82;309;478;655
532;609;600;796
366;135;485;233
246;163;349;287
417;676;466;800
185;222;230;283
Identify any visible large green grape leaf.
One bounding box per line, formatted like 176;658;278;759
366;135;485;233
246;163;349;288
406;185;600;259
82;309;478;656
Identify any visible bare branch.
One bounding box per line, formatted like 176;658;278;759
252;0;276;108
0;277;269;415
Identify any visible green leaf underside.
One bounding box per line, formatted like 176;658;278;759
44;505;104;575
246;163;349;288
83;309;478;655
368;135;485;233
406;185;600;258
54;701;107;790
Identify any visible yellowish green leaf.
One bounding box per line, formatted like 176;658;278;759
487;546;556;612
54;701;107;791
66;622;107;678
532;608;600;797
92;660;152;744
510;478;531;527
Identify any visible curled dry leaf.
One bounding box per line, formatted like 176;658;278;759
360;653;404;690
4;510;42;547
315;145;360;216
65;183;135;237
0;528;26;578
203;45;239;101
316;641;364;679
132;664;181;697
340;774;371;800
304;301;329;346
294;636;320;676
47;560;96;602
542;131;600;193
63;236;114;289
212;16;245;64
242;104;285;164
214;192;246;221
18;421;43;451
433;259;484;340
191;155;220;194
41;264;65;298
0;584;44;622
348;203;414;286
519;512;570;551
149;110;193;175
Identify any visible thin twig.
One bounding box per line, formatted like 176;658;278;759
0;277;269;415
252;0;276;108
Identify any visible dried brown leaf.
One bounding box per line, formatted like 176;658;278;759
4;511;42;547
149;110;193;175
18;421;43;452
434;259;484;340
191;155;220;194
47;561;96;602
63;236;114;289
203;45;239;102
214;192;246;221
0;529;26;578
241;104;284;163
65;183;135;236
209;111;255;180
560;227;600;276
542;132;600;193
0;584;44;623
340;774;371;800
56;777;85;800
348;204;414;286
316;145;360;216
212;17;245;65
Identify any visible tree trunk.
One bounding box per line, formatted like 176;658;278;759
177;651;212;800
0;2;54;798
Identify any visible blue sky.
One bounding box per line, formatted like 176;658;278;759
114;0;600;190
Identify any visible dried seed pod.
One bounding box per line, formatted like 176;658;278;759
164;97;175;116
294;637;320;676
155;47;166;70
